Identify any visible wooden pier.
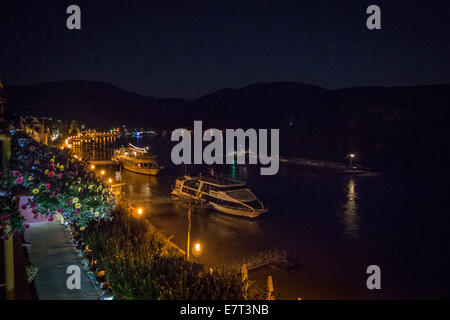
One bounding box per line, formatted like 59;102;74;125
88;160;116;165
214;248;288;274
128;196;187;205
66;130;119;161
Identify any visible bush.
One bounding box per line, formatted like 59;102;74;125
2;132;113;234
81;206;253;300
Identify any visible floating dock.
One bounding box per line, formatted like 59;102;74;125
280;157;380;175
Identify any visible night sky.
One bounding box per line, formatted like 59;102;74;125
1;0;449;98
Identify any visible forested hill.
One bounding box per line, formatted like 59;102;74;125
5;80;449;171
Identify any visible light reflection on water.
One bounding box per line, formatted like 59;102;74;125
195;208;263;238
121;169;161;200
341;178;360;239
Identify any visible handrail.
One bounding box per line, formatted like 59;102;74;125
214;248;287;273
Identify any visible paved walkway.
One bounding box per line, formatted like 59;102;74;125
25;221;99;300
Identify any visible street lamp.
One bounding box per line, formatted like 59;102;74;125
100;170;105;175
137;208;143;215
108;178;113;184
187;200;192;261
347;153;355;167
194;242;201;253
91;164;95;169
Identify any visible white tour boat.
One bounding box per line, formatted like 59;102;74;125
112;144;162;175
172;174;267;218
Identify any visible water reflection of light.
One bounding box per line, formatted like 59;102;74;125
118;169;160;201
342;178;360;239
115;171;121;182
199;211;263;238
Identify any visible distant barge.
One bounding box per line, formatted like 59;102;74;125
280;157;380;176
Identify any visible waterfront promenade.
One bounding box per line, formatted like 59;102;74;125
25;222;99;300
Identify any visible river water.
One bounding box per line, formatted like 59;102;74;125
92;134;449;299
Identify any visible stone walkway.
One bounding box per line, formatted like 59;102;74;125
25;221;99;300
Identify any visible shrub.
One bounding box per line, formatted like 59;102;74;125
81;206;253;300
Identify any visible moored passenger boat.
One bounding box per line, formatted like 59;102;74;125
112;144;162;175
171;174;267;218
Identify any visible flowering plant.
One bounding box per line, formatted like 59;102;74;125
0;196;27;239
26;264;39;283
2;133;114;231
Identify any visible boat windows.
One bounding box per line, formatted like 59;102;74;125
208;185;219;191
225;189;257;202
220;185;247;191
212;199;251;210
184;180;200;189
241;199;263;210
182;187;197;196
201;184;212;192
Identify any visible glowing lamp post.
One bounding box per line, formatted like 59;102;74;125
347;153;355;167
100;170;105;176
186;201;192;261
91;164;95;170
137;208;143;215
194;242;201;253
